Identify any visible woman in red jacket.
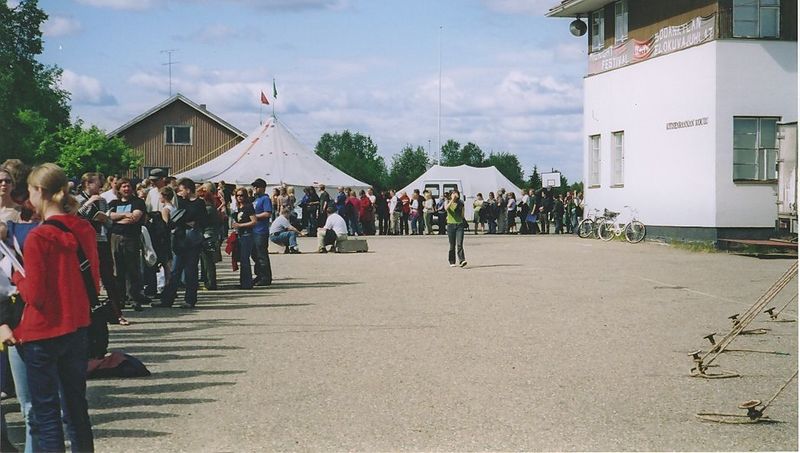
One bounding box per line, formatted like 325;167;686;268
4;163;97;452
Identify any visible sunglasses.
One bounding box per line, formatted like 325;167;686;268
0;179;12;185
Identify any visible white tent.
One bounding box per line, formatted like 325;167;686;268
176;116;371;191
399;164;525;221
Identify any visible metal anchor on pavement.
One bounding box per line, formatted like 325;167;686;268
702;332;789;356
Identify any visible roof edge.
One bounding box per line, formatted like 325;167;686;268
107;93;247;139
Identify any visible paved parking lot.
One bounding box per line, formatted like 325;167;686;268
4;234;797;451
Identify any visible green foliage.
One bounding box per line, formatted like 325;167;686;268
388;145;430;189
315;130;388;189
484;151;524;187
440;140;485;167
37;120;142;177
0;0;70;160
439;139;460;166
527;165;542;191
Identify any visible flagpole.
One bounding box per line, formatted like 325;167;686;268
437;25;442;165
272;77;276;119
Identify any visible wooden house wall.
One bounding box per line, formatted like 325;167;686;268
118;101;243;178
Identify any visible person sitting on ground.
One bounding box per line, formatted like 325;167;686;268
317;206;348;253
269;207;301;254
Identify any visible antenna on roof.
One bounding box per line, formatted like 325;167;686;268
160;49;179;96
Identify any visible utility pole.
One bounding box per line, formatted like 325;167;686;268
160;49;179;96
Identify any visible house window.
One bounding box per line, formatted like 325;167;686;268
733;0;780;38
733;117;779;181
611;131;624;186
589;135;601;187
614;0;628;44
165;125;192;145
591;9;605;51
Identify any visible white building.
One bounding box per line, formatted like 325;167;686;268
547;0;797;241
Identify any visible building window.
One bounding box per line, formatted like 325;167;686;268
611;131;624;186
614;0;628;44
589;135;601;187
733;0;780;38
733;117;779;181
165;125;192;145
591;9;605;51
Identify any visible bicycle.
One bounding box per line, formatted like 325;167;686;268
577;208;605;239
597;206;646;243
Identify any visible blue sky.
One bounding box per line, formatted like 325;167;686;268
31;0;586;182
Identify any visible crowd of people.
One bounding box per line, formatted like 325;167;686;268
0;156;585;452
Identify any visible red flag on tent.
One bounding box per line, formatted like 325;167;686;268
260;91;270;105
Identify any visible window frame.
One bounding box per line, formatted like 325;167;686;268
591;8;605;51
164;125;193;146
611;131;624;187
733;0;781;39
733;116;780;183
589;134;601;188
614;0;628;45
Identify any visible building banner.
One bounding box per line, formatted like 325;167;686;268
588;14;716;75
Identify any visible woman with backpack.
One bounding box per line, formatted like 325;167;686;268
2;163;96;452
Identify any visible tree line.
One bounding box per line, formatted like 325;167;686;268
314;132;582;195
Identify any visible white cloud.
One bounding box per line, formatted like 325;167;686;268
481;0;556;16
60;70;117;106
42;15;82;37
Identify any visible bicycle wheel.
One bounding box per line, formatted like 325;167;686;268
624;220;646;243
577;219;594;238
598;220;615;241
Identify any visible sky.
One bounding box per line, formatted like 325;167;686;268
29;0;587;182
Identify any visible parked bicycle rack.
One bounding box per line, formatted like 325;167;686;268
689;261;797;379
696;370;797;424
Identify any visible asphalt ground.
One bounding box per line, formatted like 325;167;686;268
3;233;798;452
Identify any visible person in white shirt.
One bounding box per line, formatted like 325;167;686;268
317;207;348;253
145;168;168;212
100;175;118;203
269;207;301;253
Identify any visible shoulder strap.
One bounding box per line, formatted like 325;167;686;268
43;219;100;307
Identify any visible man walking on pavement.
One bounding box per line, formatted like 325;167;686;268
251;178;273;286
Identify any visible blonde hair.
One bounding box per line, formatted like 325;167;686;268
159;186;175;203
27;163;79;214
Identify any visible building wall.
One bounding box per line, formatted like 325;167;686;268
118;101;243;177
583;41;719;227
714;40;798;227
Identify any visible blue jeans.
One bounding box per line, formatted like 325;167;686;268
238;233;254;289
270;231;298;248
161;229;202;307
19;329;93;453
447;223;466;264
9;346;36;453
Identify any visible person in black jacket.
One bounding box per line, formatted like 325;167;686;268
156;178;206;309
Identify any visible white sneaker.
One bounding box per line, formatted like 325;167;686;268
459;261;468;268
449;264;457;267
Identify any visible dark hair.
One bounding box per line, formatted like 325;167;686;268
177;177;196;194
